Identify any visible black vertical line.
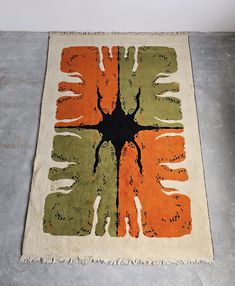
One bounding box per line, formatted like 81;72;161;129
97;87;105;116
131;87;141;118
93;138;105;173
132;140;143;174
115;47;120;235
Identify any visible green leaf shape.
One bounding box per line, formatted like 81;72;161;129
43;128;118;236
119;46;183;127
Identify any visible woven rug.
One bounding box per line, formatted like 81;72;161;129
21;32;213;264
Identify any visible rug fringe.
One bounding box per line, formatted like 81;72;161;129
50;31;188;37
20;255;213;265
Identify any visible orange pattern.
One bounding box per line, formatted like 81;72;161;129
56;46;118;127
118;129;191;237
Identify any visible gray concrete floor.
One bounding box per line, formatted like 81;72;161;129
0;32;234;286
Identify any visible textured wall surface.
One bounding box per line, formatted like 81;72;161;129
0;32;234;286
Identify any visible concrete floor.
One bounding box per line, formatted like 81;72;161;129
0;32;234;286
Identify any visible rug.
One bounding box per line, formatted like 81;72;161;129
21;32;213;264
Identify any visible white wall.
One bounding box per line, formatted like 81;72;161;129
0;0;234;32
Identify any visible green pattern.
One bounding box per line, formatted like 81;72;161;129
43;128;118;236
119;46;182;127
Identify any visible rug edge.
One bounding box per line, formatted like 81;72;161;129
20;255;214;265
50;31;188;37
